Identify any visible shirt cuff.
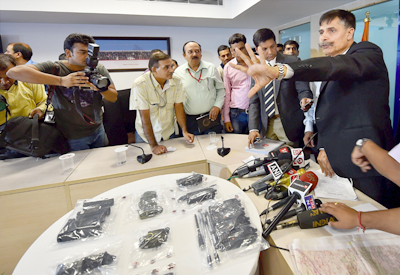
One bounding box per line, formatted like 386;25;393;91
249;129;259;133
284;64;294;79
304;121;314;133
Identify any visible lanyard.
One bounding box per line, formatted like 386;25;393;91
187;68;203;83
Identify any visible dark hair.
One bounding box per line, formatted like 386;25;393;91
63;33;95;51
9;43;32;61
148;52;171;71
319;9;356;30
58;53;67;60
253;28;276;47
0;54;16;70
217;45;229;55
150;49;162;55
228;33;246;46
172;59;178;66
277;43;283;48
182;41;201;54
284;40;300;50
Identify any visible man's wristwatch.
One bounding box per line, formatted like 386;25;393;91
356;138;371;151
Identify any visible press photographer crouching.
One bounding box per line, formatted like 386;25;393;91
7;33;118;152
0;54;47;158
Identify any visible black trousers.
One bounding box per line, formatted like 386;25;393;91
353;176;400;209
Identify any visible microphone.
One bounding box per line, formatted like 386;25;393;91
235;156;274;177
264;185;288;200
275;208;337;230
260;196;292;216
262;178;315;238
126;144;152;164
299;171;318;192
251;160;291;196
246;154;292;178
217;136;230;157
266;199;322;224
269;146;311;169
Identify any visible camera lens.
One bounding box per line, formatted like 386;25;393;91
90;74;110;89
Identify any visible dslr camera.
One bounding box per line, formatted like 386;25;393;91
81;43;110;91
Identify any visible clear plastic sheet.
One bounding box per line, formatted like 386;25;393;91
52;241;122;275
130;221;174;269
168;184;219;215
57;197;124;243
195;194;269;273
129;188;171;221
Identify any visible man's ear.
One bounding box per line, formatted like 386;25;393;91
182;52;186;58
348;28;355;40
151;66;157;74
14;52;22;59
65;49;72;58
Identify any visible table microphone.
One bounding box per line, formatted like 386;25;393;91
217;136;230;157
126;144;152;164
275;208;337;230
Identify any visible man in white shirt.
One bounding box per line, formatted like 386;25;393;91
130;52;194;155
174;41;225;135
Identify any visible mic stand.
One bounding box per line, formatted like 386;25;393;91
262;192;300;239
126;144;153;164
217;136;231;157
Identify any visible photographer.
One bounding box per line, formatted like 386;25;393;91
7;33;117;151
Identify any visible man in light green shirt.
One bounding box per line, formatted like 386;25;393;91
130;52;194;155
174;41;225;135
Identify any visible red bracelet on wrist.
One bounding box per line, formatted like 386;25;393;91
358;211;366;233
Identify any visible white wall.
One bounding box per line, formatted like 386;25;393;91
272;0;388;57
0;23;257;90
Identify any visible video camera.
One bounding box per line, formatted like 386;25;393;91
81;43;110;91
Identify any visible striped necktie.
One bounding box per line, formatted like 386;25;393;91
264;63;275;117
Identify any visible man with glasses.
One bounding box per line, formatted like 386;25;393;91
130;52;194;155
174;41;225;135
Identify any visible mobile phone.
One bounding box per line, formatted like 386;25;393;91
302;100;314;109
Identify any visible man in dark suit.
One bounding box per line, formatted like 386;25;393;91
248;28;312;148
232;9;400;208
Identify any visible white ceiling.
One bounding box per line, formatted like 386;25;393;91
0;0;359;29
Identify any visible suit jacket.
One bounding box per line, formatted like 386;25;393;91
290;42;394;178
248;52;312;143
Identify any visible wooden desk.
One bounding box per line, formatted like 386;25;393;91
65;138;208;207
227;160;386;275
196;134;260;179
0;150;91;275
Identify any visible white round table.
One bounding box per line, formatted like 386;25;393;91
13;174;262;275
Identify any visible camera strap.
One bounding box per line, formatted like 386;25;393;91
73;87;102;125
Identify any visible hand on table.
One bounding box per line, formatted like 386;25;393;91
248;131;261;148
151;144;168;155
319;202;358;230
183;132;194;143
317;149;335;177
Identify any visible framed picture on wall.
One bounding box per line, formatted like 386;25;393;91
92;36;171;72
